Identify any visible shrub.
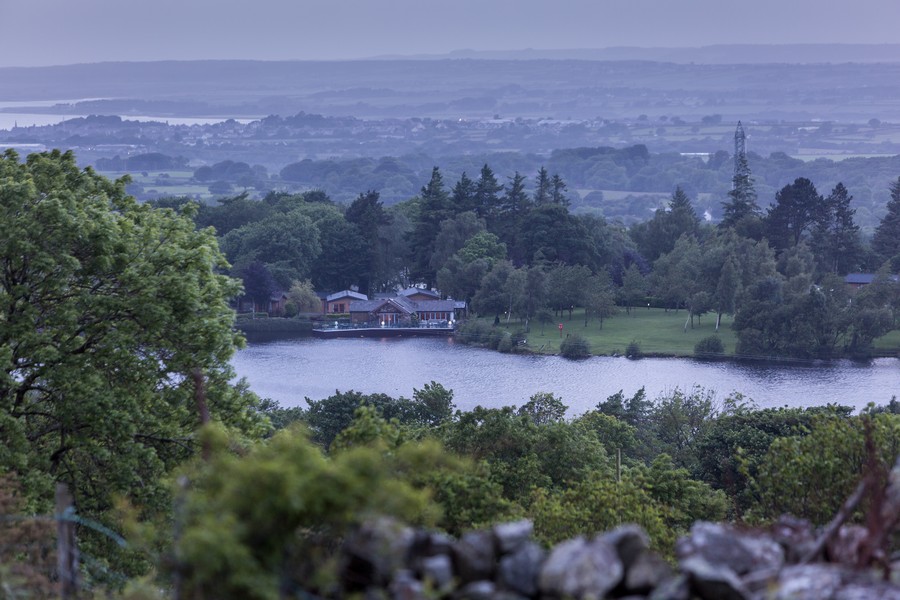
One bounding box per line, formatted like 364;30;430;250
497;331;514;353
694;335;725;356
454;320;492;347
560;334;591;359
486;327;506;350
626;339;642;358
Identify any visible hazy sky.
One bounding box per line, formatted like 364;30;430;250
3;0;900;67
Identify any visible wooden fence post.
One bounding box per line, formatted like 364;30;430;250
56;483;79;599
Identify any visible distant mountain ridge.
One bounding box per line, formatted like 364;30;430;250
372;44;900;64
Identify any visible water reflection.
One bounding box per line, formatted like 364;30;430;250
231;335;899;415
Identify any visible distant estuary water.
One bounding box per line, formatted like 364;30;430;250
231;335;900;415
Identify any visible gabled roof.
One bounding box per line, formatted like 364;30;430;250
410;299;457;312
399;287;441;299
844;273;899;285
326;290;368;302
349;298;416;315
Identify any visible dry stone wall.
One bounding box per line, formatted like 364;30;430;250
338;517;900;599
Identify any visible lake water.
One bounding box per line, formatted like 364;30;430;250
231;335;900;416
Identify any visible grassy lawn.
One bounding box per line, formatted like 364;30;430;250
480;308;900;358
488;307;738;357
874;329;900;357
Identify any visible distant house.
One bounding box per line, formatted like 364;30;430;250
323;290;368;314
398;287;442;302
845;273;899;291
238;290;288;315
349;296;458;326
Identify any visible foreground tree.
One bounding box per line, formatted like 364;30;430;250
0;149;263;550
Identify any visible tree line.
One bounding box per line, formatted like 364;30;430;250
2;148;900;595
157;152;900;359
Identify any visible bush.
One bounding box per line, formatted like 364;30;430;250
694;335;725;357
486;327;506;350
626;339;642;358
560;334;591;359
454;320;492;347
497;331;514;353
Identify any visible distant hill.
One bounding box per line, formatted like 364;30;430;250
376;44;900;64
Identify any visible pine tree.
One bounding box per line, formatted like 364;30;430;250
534;166;551;205
474;164;502;221
720;153;760;230
872;177;900;266
408;167;451;286
811;182;862;275
450;171;477;214
764;177;824;252
550;174;569;206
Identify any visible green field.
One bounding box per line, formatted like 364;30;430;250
488;308;738;357
478;307;900;358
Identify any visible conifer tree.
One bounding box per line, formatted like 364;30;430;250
408;167;451;286
872;177;900;267
720;153;761;230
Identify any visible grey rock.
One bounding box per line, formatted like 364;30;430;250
600;525;650;570
625;550;673;594
497;541;545;597
420;554;454;590
453;580;495;600
649;574;691;600
677;521;784;575
826;525;867;566
681;556;749;600
772;564;844;600
410;530;453;560
539;536;623;599
837;583;900;600
453;530;496;584
493;520;534;555
342;517;415;589
770;515;817;563
390;569;425;600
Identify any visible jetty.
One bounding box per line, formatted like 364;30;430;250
311;323;454;339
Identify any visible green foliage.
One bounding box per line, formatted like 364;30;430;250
517;392;568;425
694;335;725;356
412;381;456;427
453;319;494;346
439;406;610;504
694;404;851;514
287;279;322;313
748;413;900;526
574;411;639;458
625;339;642;357
632;454;729;531
304;391;418;448
530;472;674;551
650;387;720;473
872;177;900;265
0;150;264;568
175;425;442;599
219;208;321;288
559;334;591;359
257;398;306;432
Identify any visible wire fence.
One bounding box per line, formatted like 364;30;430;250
0;482;132;599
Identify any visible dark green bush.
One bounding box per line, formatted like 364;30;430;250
694;335;725;356
560;334;591;359
626;340;642;358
